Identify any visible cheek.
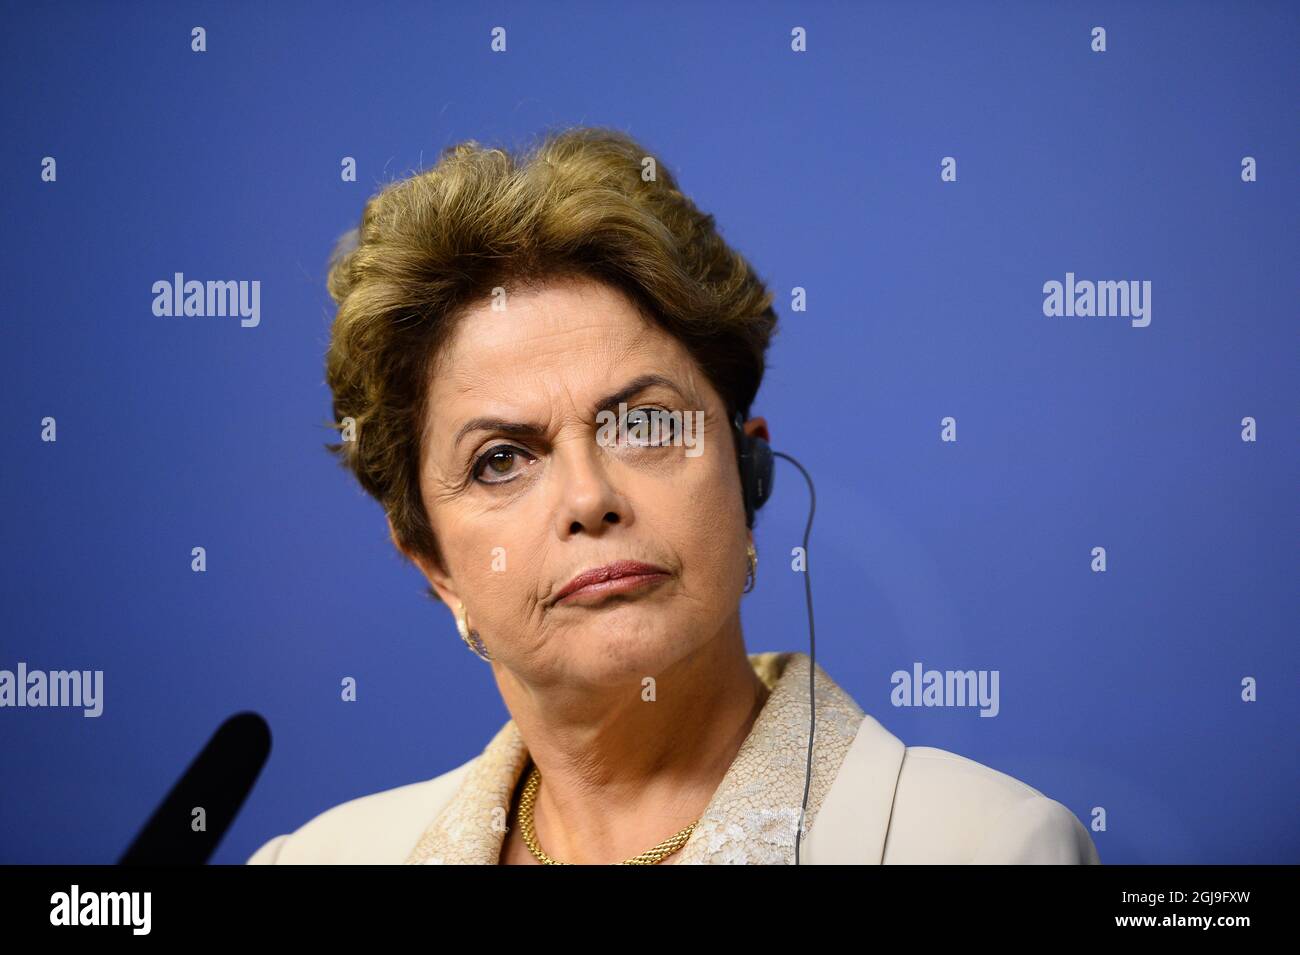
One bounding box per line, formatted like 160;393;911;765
658;453;747;593
433;503;539;622
454;522;545;611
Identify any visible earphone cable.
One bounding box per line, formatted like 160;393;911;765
772;450;816;865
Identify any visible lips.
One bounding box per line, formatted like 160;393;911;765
552;560;671;606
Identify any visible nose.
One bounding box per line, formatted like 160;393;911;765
551;433;629;539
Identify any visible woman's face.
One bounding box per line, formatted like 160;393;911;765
401;275;755;689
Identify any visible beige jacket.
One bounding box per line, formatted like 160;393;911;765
246;651;1101;864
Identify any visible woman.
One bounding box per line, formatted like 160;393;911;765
248;127;1100;865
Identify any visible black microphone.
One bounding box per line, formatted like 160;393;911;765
118;711;271;865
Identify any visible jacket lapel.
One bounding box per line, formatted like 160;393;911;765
404;718;529;864
671;652;866;864
800;711;906;864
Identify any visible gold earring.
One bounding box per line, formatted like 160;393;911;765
744;541;758;593
455;601;493;662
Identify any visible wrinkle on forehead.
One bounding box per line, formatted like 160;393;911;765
421;284;695;452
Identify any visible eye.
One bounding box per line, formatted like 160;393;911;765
622;406;681;446
471;444;536;485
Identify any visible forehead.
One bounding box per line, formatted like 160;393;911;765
427;277;701;414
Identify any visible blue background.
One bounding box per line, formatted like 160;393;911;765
2;0;1295;864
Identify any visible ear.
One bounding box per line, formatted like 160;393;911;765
387;514;460;609
742;415;770;444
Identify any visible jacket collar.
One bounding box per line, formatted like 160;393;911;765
405;651;889;864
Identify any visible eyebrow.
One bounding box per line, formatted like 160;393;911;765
451;373;689;454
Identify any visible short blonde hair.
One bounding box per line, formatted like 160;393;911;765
323;125;779;570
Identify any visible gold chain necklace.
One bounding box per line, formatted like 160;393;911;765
517;762;698;865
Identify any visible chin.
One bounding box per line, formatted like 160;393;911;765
569;610;698;684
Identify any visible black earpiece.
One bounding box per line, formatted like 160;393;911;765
732;410;775;529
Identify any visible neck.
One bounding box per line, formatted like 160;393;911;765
492;610;770;864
